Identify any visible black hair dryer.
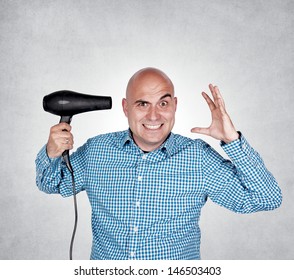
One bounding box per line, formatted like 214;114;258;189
43;90;112;171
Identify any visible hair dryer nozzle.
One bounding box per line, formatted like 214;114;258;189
43;90;112;117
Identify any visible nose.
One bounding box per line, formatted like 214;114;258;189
146;105;160;121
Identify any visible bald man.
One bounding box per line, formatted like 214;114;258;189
36;67;282;260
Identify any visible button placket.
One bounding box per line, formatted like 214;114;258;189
129;154;147;260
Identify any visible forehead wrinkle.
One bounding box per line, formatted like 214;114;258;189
133;93;172;105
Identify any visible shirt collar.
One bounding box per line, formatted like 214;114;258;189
161;132;175;157
120;129;176;157
121;129;133;147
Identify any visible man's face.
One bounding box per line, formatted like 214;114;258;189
122;70;177;152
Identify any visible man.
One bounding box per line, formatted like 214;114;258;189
36;67;282;260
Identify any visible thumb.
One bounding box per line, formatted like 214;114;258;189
190;127;210;136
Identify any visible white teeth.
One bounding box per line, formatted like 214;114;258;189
144;124;161;130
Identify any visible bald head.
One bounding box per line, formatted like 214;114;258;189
122;67;177;151
126;67;174;99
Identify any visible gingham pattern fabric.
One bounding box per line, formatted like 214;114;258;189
36;130;282;260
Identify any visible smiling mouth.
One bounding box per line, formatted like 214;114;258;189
143;124;163;130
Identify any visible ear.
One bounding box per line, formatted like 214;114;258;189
174;97;178;112
122;98;128;117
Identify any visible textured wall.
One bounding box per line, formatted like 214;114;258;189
0;0;293;259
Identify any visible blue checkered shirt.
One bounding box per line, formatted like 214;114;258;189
36;130;282;260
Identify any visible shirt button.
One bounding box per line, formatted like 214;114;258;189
142;154;147;160
134;226;138;233
136;201;140;207
130;252;136;257
138;176;143;181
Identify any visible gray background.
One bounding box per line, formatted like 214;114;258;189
0;0;293;260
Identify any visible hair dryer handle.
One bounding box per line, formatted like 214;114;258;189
60;115;72;124
59;115;73;173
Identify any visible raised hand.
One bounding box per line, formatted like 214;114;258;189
191;84;239;144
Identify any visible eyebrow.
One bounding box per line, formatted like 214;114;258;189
160;93;172;100
134;93;172;104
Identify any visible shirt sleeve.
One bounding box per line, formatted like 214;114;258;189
202;132;282;213
35;143;88;197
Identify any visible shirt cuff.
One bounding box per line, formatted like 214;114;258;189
36;145;60;167
220;132;257;162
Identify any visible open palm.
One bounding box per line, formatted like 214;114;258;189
191;84;239;144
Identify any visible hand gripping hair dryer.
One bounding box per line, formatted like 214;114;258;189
43;90;112;171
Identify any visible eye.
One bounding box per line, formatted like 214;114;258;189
138;101;148;107
160;100;168;107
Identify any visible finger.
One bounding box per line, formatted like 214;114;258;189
59;122;72;131
209;83;215;93
64;136;74;145
191;127;210;136
209;84;218;104
202;92;216;111
214;87;228;117
58;130;73;138
59;132;74;145
50;123;72;133
57;137;74;149
217;98;227;116
61;143;74;150
61;137;71;145
51;131;73;143
214;86;225;109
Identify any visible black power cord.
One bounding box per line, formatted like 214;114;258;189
63;154;78;260
69;171;78;260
